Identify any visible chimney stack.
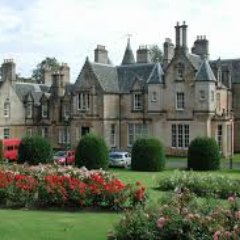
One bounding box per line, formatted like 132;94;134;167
94;45;109;64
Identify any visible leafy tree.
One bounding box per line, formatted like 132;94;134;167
32;57;60;83
149;45;163;63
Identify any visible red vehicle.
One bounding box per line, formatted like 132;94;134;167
53;150;75;165
1;138;21;161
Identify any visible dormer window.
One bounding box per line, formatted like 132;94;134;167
63;104;70;119
176;62;184;80
42;102;48;118
26;102;33;118
78;92;90;111
133;93;143;110
3;99;10;118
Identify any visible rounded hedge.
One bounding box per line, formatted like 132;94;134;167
18;136;52;165
131;138;165;172
75;133;108;170
187;137;220;171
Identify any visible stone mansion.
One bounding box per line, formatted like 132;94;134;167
0;22;238;157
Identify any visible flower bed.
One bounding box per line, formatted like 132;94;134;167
158;170;240;199
0;164;146;210
109;188;240;240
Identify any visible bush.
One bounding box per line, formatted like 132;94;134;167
110;188;240;240
18;136;52;165
75;133;108;170
187;137;220;171
158;170;240;199
131;138;165;171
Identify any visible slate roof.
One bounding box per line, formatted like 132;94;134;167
14;82;50;105
210;59;240;84
121;39;136;65
195;58;216;81
117;63;164;92
187;53;202;70
90;62;119;92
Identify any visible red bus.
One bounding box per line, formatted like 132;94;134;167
1;138;21;161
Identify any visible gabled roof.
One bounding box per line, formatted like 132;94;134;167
90;62;119;92
187;53;202;70
117;63;164;92
195;58;216;81
210;58;240;84
14;82;50;105
121;39;135;65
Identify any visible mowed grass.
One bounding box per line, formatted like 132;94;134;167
2;157;240;240
0;209;120;240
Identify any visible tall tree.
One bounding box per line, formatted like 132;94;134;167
149;45;163;63
32;57;60;83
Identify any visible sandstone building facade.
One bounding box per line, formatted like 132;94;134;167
0;22;238;157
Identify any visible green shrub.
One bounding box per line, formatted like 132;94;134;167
75;133;108;170
188;137;220;171
18;136;52;165
158;170;240;199
131;138;165;172
110;188;239;240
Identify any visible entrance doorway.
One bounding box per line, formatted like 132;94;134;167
81;127;90;136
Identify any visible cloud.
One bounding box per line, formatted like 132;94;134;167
0;0;239;81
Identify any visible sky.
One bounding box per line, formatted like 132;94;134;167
0;0;239;82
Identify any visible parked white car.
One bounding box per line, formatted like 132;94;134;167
109;151;131;168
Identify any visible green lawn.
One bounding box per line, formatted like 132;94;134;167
2;164;240;240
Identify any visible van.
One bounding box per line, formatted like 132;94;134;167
0;138;21;161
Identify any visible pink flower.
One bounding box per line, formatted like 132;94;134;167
156;217;167;229
228;196;236;203
235;210;240;219
213;230;221;240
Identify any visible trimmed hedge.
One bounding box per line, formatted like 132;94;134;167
187;137;220;171
75;133;108;170
131;138;165;172
18;136;52;165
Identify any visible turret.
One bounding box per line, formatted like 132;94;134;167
121;38;135;65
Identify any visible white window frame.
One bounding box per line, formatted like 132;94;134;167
133;93;143;110
3;128;10;139
78;92;90;111
58;129;70;144
26;128;33;137
171;124;189;149
41;127;48;138
176;92;185;110
42;102;48;118
128;123;148;146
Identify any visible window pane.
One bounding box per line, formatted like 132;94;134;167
172;124;177;147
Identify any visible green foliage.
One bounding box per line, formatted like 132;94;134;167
188;137;220;171
32;57;60;83
17;136;52;165
149;44;163;63
111;188;240;240
131;138;165;172
75;134;108;170
158;170;240;199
